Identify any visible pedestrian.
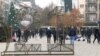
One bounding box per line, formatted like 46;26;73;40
39;29;44;38
97;28;100;44
12;31;16;42
58;28;65;44
31;30;35;38
93;28;100;44
23;29;30;42
68;26;77;45
85;28;92;43
52;29;57;43
46;28;52;43
80;28;85;37
16;29;21;42
80;28;86;41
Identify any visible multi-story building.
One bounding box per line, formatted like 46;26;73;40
78;0;85;20
85;0;99;26
77;0;100;26
63;0;72;12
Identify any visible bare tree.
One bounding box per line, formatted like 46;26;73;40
49;8;85;27
0;0;5;21
40;3;57;26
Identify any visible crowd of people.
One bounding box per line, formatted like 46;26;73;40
12;26;100;44
80;27;100;44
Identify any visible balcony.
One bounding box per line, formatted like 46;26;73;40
86;5;97;12
86;0;98;3
86;13;97;22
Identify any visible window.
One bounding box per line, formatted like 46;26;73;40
88;4;97;12
80;4;84;8
87;0;97;2
80;14;84;18
88;14;97;22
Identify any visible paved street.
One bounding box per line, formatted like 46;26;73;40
74;40;100;56
0;35;100;56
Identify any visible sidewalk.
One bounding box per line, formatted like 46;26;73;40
74;40;100;56
0;35;100;56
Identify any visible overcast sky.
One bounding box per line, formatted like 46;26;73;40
35;0;61;8
35;0;78;8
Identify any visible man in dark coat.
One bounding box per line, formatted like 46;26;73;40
31;30;35;38
23;29;30;42
46;28;52;43
96;28;100;44
58;28;67;44
59;29;64;44
85;28;92;43
80;28;86;41
80;29;85;37
93;28;99;43
16;29;21;42
68;27;76;45
52;29;57;43
39;29;44;38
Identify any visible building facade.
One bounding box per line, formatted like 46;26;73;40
78;0;100;26
61;0;100;26
85;0;99;26
85;0;98;22
63;0;72;12
78;0;85;20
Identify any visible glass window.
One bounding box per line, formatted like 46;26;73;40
87;0;97;2
87;4;97;12
86;14;97;22
80;4;84;8
80;14;84;18
88;14;97;22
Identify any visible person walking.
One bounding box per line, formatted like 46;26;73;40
39;29;44;38
12;31;17;42
16;29;21;42
85;28;92;43
52;29;57;43
58;28;67;44
93;28;100;44
80;28;86;41
97;28;100;44
23;29;30;42
31;30;35;38
68;26;77;45
46;28;52;43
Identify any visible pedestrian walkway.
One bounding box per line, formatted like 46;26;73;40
0;35;100;56
75;41;100;56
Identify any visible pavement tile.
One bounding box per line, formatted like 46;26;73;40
0;35;100;56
